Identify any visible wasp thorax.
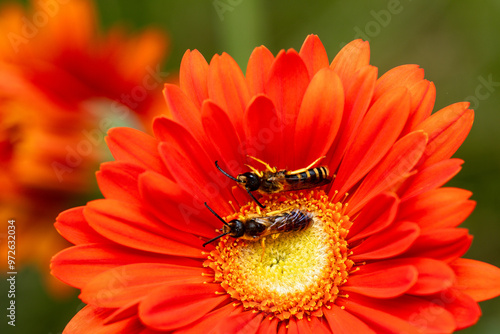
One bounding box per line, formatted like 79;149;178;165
243;219;267;237
203;190;354;321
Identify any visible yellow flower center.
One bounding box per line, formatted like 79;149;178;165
204;190;354;320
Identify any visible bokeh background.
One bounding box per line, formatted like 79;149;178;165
0;0;499;333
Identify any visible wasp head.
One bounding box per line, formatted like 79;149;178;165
237;172;260;191
223;219;245;238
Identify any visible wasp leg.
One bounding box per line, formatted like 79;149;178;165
244;204;263;220
247;155;277;173
305;156;327;169
244;164;264;177
287;156;327;174
260;237;266;261
265;207;294;216
246;188;266;208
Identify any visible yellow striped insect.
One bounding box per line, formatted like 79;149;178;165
216;155;331;208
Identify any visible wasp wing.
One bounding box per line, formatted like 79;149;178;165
253;209;313;236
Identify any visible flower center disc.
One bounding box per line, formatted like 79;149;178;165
204;191;354;320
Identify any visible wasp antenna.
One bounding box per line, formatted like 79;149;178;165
215;161;239;182
203;231;230;247
246;189;266;208
204;202;230;227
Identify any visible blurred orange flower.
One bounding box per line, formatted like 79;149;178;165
0;0;169;125
0;0;169;295
52;35;500;332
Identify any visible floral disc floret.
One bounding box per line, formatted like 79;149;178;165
204;190;354;321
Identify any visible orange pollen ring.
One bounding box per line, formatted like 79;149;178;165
203;190;354;320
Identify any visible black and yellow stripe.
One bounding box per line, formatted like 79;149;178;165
285;166;330;185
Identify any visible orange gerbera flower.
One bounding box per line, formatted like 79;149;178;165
0;0;168;295
0;0;168;126
52;35;500;333
0;63;101;294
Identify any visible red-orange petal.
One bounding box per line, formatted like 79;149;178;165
339;298;418;334
330;39;370;87
416;103;474;168
103;302;139;325
179;49;209;109
399;158;463;200
256;317;279;334
299;34;330;77
163;84;207;147
106;127;167;176
348;131;427;213
343;293;456;334
348;192;399;243
51;244;201;289
154;117;232;214
450;258;500;302
212;310;262;334
398;188;475;230
350;221;420;261
243;94;283;168
96;161;143;203
278;322;287;334
154;113;213;161
138;171;218;237
324;304;375;334
84;199;204;257
288;316;332;334
265;49;309;166
343;264;418;298
174;303;239;334
326;65;377;174
287;318;311;334
140;327;165;334
138;282;228;331
246;46;274;96
403;228;472;262
373;65;424;103
54;207;109;245
294;67;344;167
208;52;250;138
403;81;436;134
63;305;144;334
80;263;207;307
333;86;410;198
202;100;244;176
405;258;455;295
426;288;481;330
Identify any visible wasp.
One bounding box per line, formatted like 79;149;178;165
215;155;332;208
202;202;314;251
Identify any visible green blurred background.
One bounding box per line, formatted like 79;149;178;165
0;0;499;333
